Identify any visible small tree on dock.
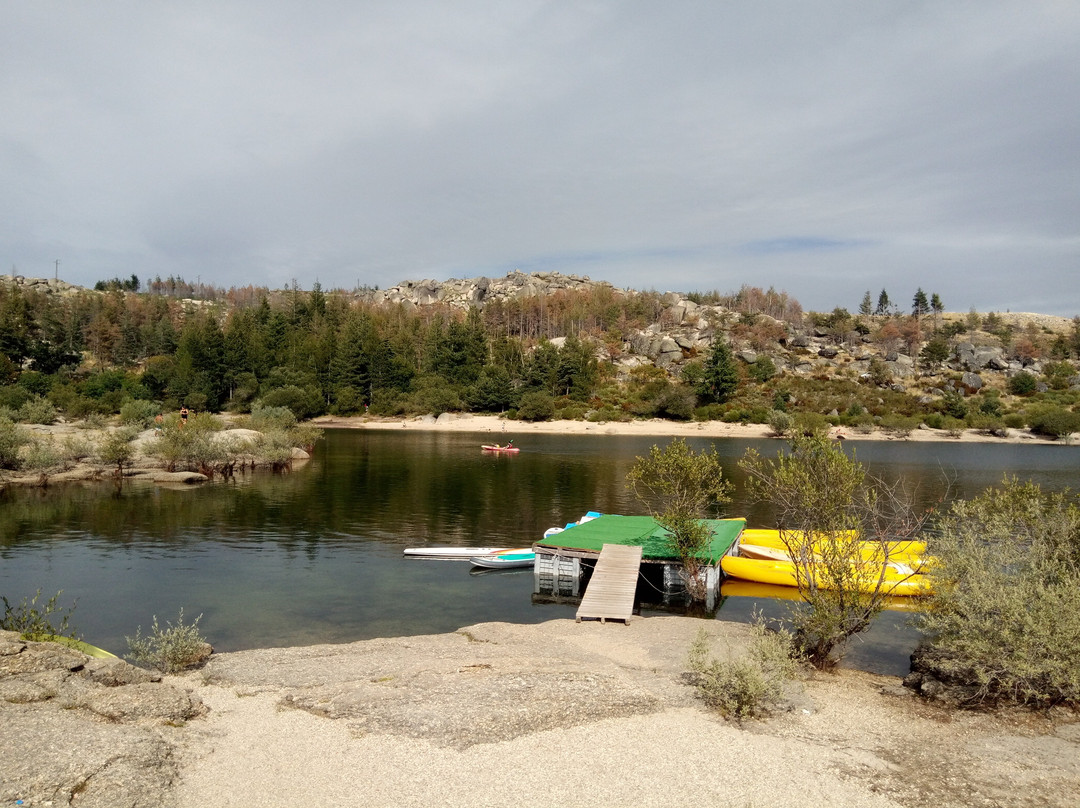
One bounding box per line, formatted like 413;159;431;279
739;434;929;669
627;438;732;602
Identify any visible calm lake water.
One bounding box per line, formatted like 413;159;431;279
1;429;1076;676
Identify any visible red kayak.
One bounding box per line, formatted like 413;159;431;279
481;444;519;453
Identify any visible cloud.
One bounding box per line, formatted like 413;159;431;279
2;1;1078;315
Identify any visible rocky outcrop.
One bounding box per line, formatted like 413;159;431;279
365;269;621;308
0;274;80;296
0;630;205;807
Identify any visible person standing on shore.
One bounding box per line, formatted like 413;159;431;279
180;406;189;428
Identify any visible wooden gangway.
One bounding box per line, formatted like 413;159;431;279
576;543;642;624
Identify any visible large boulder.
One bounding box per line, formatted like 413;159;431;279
0;631;206;807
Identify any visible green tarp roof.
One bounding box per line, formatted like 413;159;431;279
536;514;745;563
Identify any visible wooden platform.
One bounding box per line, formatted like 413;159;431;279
576;543;643;624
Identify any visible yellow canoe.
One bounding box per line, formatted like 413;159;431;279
739;528;929;564
719;579;922;612
721;554;933;597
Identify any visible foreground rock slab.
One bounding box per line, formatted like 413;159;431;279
0;630;204;808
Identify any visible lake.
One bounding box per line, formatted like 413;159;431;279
1;428;1076;676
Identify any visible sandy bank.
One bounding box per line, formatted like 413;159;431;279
313;412;1076;447
166;616;1080;808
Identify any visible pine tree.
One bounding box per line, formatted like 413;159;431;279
912;288;929;316
859;290;873;317
875;289;891;316
698;338;740;404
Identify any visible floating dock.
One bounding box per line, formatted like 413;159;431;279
576;544;643;624
534;515;746;609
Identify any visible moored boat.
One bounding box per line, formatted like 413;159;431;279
404;546;521;560
720;554;932;597
469;549;536;569
739;528;928;560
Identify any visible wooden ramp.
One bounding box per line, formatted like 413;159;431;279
576;543;642;624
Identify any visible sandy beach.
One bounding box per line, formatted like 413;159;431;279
313;412;1075;446
165;617;1080;808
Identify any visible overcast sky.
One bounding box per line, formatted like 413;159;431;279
3;2;1078;315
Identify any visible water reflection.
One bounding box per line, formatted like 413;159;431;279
0;429;1075;676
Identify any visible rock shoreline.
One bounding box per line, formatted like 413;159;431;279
4;619;1079;807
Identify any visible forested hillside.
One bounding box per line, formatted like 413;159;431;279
1;271;1078;441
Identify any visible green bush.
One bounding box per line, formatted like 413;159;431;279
768;409;794;437
119;399;161;427
257;385;324;419
1003;413;1026;429
1007;371;1038;396
517;391;555;422
96;428;138;475
1;589;78;641
1027;406;1080;439
586;406;629;423
249;404;297;431
748;356;777;383
22;436;64;475
0;415;28;469
125;609;209;673
686;623;799;719
16;396;57;424
918;479;1080;707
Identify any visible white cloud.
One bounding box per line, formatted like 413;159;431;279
2;1;1078;314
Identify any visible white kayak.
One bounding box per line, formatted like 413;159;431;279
404;546;521;561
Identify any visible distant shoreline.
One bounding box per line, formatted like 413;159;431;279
312;413;1075;447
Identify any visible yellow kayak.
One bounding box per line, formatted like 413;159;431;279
721;554;933;597
719;579;922;612
739;528;929;564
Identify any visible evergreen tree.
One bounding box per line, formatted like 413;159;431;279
697;338;739;404
859;290;873;317
912;288;929;316
874;289;891;316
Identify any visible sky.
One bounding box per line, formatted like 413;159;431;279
3;1;1078;316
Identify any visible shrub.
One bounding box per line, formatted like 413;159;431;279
1;589;78;641
22;436;64;477
740;435;928;668
125;609;209;673
768;409;794;437
16;396;57;425
1027;406;1080;439
923;413;944;429
249;404;297;431
257;384;324;419
0;415;29;469
119;399;161;427
95;427;140;475
792;411;829;436
1003;413;1026;430
748;356;777;383
517;391;555;422
686;622;800;719
585;406;629;423
917;480;1080;707
1007;371;1038;396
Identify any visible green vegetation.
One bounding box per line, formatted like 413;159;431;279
917;479;1080;707
627;438;732;601
739;435;928;669
1;589;78;642
125;608;210;673
0;277;1077;444
686;622;800;719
